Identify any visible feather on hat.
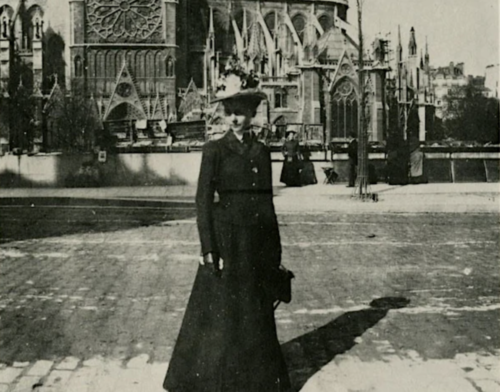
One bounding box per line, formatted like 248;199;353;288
211;62;267;104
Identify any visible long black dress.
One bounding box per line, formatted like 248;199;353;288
163;130;291;392
280;139;302;186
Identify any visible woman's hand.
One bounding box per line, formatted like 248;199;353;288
199;252;224;274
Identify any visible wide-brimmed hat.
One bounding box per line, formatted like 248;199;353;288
211;65;267;104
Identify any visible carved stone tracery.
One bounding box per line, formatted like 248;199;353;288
86;0;162;43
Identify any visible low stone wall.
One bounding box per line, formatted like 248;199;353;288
0;151;498;188
0;153;201;188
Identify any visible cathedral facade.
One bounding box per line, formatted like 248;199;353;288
0;0;391;151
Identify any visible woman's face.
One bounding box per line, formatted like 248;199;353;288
223;100;254;133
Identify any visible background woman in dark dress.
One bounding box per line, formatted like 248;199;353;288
299;145;318;186
280;130;302;186
163;69;291;392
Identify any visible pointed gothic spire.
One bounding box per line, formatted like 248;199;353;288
179;78;202;118
242;8;248;48
420;50;424;69
425;36;430;64
146;94;152;118
409;26;417;56
208;6;214;35
397;25;402;63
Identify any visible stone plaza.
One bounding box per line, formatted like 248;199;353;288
0;183;499;392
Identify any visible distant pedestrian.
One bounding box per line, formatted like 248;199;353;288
299;145;318;185
409;137;426;184
163;67;291;392
347;132;358;187
386;138;408;185
280;128;302;186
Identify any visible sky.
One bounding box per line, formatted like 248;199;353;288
348;0;500;76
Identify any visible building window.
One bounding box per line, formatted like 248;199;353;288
74;56;83;77
1;16;8;38
292;14;306;43
331;79;358;139
264;12;276;36
0;6;14;39
166;57;174;77
275;89;287;108
318;14;333;32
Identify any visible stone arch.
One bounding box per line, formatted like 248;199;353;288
274;87;287;108
272;115;286;124
22;5;44;50
106;102;147;121
318;14;333;32
291;12;307;43
264;11;276;36
271;115;287;140
29;5;43;39
234;8;249;34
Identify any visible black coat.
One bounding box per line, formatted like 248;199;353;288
196;130;281;259
163;130;291;392
347;139;358;165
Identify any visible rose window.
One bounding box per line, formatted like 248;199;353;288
336;79;354;96
339;63;352;75
86;0;162;42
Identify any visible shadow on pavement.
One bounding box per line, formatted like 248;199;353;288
281;297;410;392
0;197;196;244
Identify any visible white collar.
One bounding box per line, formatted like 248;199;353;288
233;131;247;143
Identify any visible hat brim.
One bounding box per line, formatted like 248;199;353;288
211;90;267;104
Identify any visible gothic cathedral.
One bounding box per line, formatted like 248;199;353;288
0;0;395;149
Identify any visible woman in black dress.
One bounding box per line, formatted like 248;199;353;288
163;68;291;392
280;129;302;186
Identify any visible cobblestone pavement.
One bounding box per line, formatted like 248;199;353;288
0;199;499;392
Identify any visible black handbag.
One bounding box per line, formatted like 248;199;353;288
268;266;295;309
